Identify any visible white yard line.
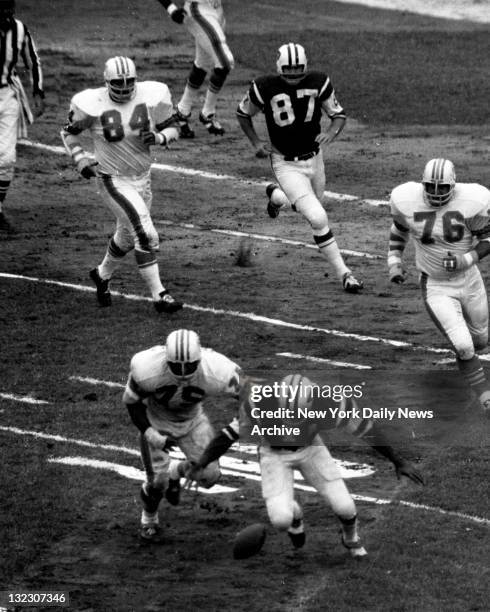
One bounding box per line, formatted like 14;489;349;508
19;139;388;208
157;220;382;260
0;393;50;404
2;425;488;526
276;352;372;369
0;272;451;355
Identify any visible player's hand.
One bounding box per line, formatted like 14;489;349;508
315;132;332;146
140;129;165;146
170;7;186;23
183;460;204;488
255;143;270;158
389;263;407;284
77;158;99;180
33;93;45;118
442;250;477;272
144;426;169;450
395;460;425;485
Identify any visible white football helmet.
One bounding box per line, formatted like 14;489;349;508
104;56;137;103
422;158;456;207
278;374;314;416
165;329;202;380
276;43;307;82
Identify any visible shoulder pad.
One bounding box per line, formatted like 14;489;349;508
454;183;490;214
71;88;106;117
136;81;172;106
390;182;422;206
130;345;165;381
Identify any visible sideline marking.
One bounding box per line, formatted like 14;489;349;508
0;272;451;355
0;393;50;405
20;139;388;208
157;219;382;260
2;425;487;526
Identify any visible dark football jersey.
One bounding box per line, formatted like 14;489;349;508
248;71;345;158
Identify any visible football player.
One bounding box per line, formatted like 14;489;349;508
388;158;490;416
60;57;182;313
188;374;424;557
0;0;44;232
122;328;242;540
156;0;233;137
236;42;363;294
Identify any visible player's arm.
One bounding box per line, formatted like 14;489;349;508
236;86;270;158
317;82;346;145
388;202;410;283
140;99;180;147
20;23;45;116
122;374;171;450
443;198;490;271
156;0;186;23
60;103;99;179
329;397;424;485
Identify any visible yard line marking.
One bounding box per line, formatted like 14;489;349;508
0;272;451;355
276;352;372;369
70;375;125;388
48;456;237;494
20;139;388;208
0;393;50;405
157;220;382;260
2;425;489;525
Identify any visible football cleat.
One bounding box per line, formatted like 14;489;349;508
89;268;112;307
165;478;181;506
287;517;306;549
266;183;282;218
174;109;195;139
199;112;225;136
341;534;368;558
139;523;163;542
154;290;183;314
342;272;363;294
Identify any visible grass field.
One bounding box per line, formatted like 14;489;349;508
0;1;489;611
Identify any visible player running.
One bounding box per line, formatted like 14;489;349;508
61;56;182;313
236;42;362;294
188;374;424;557
122;328;242;540
388;158;490;416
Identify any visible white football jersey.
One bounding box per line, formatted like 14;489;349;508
123;346;241;431
66;81;173;176
390;182;490;280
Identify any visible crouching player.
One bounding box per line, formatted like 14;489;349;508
122;328;242;540
188;374;424;557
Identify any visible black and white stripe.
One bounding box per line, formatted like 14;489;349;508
0;18;43;95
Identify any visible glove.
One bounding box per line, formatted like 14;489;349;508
395;460;425;485
139;129;165;146
442;250;478;272
183;460;205;488
144;426;169;450
77;158;99;179
389;263;407;284
169;6;186;23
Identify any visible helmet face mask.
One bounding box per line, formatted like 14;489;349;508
276;43;307;83
422;158;456;207
104;56;137;103
165;329;202;381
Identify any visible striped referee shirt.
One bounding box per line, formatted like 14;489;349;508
0;17;43;96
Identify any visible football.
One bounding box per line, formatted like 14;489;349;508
232;523;267;559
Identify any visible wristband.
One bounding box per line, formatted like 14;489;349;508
387;255;402;268
167;2;179;15
462;250;478;267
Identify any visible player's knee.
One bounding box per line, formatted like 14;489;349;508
197;463;221;489
266;503;294;531
188;63;207;89
455;345;475;361
209;66;231;90
296;195;327;230
321;480;356;517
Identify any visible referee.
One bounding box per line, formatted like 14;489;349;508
0;0;44;232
